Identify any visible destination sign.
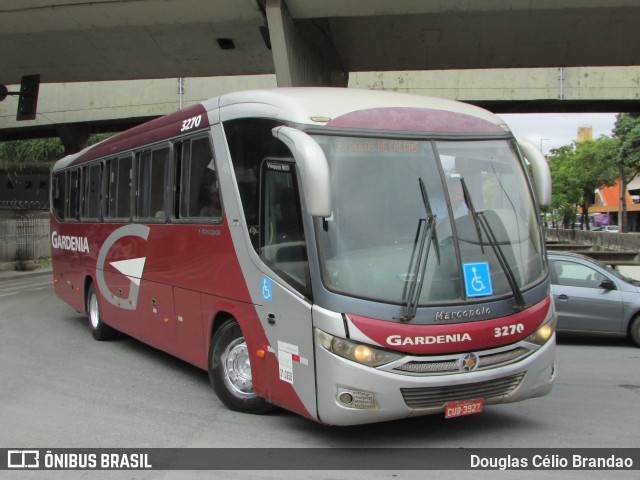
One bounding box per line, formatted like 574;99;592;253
334;139;420;154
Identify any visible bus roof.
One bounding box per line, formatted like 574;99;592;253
214;87;507;129
54;88;510;171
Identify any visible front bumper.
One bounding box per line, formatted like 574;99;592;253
314;334;556;426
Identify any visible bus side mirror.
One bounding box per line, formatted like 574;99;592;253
272;126;332;217
516;135;552;207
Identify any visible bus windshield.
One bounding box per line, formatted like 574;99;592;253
313;136;546;306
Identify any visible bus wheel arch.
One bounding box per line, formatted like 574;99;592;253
83;275;94;313
208;316;275;414
85;280;117;341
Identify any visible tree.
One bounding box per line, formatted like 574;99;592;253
0;138;64;181
613;113;640;232
0;133;114;182
571;136;619;230
548;145;581;228
547;137;618;230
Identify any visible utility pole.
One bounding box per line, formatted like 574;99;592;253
178;78;184;110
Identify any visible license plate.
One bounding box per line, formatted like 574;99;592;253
445;398;484;419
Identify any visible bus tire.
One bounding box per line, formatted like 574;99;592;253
86;283;117;341
208;319;274;414
630;315;640;347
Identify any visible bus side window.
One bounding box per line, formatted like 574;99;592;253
137;151;151;218
68;169;80;221
81;163;101;220
223;118;289;250
105;155;133;220
118;155;133;219
52;172;66;220
137;146;169;221
177;136;221;220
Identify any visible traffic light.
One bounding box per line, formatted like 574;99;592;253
16;74;40;121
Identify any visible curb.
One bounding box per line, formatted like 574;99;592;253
0;268;53;282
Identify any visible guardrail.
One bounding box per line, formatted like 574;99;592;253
546;246;640;266
544;228;640;253
545;230;640;265
0;200;48;210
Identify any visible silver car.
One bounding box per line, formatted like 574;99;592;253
547;251;640;347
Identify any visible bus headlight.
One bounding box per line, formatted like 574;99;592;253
315;328;402;367
525;315;557;346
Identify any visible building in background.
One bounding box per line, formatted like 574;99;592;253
577;125;593;143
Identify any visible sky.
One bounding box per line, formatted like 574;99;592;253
500;113;618;156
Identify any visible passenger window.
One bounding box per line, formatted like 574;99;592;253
554;261;605;289
137;146;170;221
82;163;101;220
68;169;80;220
52;172;66;220
177;136;221;220
223;118;288;249
106;155;132;220
260;159;310;298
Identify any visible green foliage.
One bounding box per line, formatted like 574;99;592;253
85;133;115;147
611;113;640;231
547;137;618;228
0;137;64;169
548;145;581;227
614;113;640;182
0;133;115;180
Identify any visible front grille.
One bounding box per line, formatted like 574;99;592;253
479;347;530;368
400;373;525;409
393;347;531;375
397;359;458;374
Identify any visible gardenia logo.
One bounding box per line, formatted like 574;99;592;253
386;333;472;346
51;231;90;253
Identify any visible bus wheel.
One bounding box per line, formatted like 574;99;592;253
208;319;274;414
86;283;117;341
630;315;640;347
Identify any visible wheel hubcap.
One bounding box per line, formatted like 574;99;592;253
89;294;99;329
221;337;255;397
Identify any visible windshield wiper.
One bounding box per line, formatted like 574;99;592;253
397;178;440;321
459;177;525;310
459;178;484;254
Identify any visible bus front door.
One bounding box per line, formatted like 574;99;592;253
256;158;317;420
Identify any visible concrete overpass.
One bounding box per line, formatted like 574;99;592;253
2;0;640;88
2;66;639;150
2;1;640;149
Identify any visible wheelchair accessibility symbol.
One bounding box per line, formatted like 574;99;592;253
262;277;273;302
463;262;493;298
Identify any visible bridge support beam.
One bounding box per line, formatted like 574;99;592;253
56;123;91;155
266;0;348;87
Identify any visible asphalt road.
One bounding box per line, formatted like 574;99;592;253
1;273;638;479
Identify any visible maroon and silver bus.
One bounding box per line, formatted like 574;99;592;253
50;88;555;425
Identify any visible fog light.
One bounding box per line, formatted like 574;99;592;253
336;388;378;410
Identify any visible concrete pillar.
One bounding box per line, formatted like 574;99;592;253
56;123;91;155
266;0;348;87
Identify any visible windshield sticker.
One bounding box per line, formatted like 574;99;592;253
463;262;493;298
